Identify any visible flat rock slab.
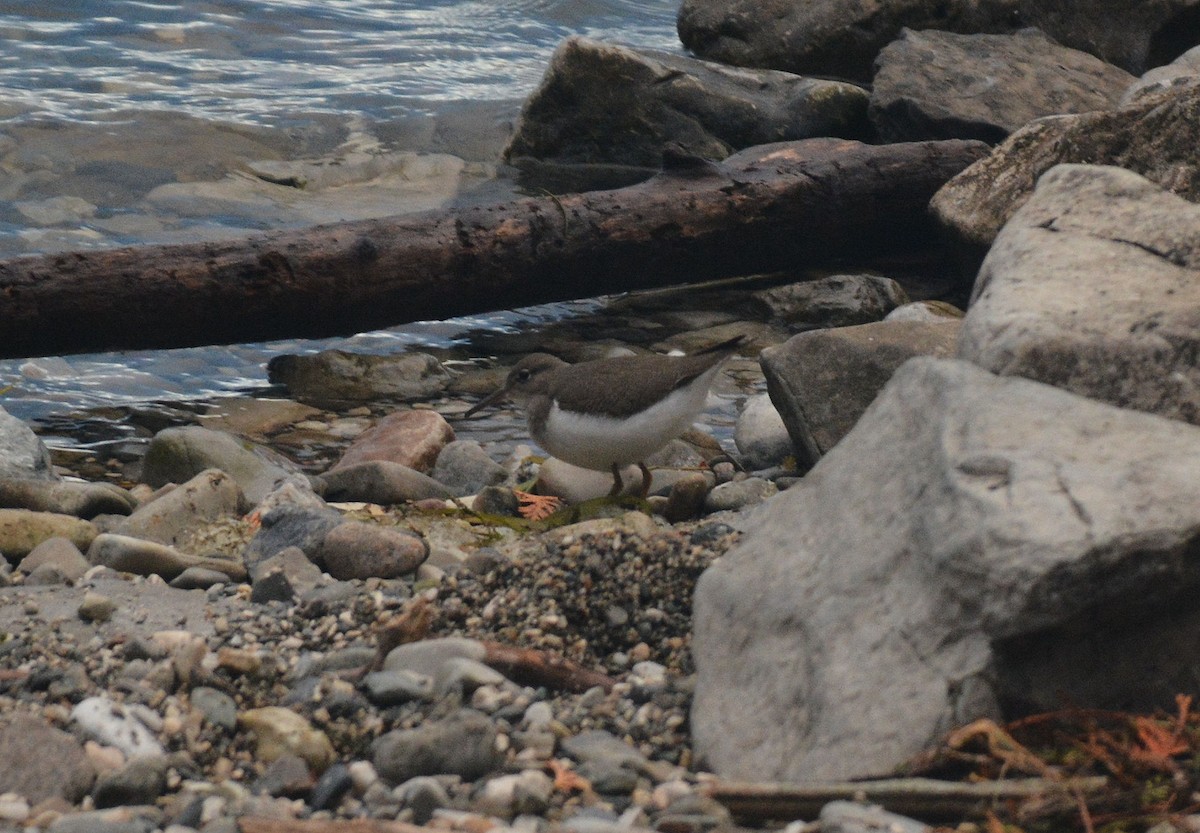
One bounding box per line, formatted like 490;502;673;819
932;84;1200;250
761;319;960;470
870;28;1134;143
959;164;1200;425
693;357;1200;781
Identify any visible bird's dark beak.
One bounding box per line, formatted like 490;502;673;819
463;384;510;418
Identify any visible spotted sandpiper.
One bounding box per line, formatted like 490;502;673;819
465;336;745;497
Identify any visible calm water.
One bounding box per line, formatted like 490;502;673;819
0;0;681;426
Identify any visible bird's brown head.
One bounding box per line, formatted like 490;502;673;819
464;353;567;417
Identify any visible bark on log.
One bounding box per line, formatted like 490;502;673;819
0;137;987;359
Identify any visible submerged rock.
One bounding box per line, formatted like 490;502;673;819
268;349;451;405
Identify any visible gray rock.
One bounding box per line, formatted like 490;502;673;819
87;533;246;582
536;458;644;503
678;0;1196;81
383;636;487;677
1123;43;1200;104
118;469;243;546
191;686;238;732
884;300;964;322
0;406;56;481
92;755;169;808
267;349;451;404
316;520;428;580
746;274;908;332
72;696;165;760
141;425;300;505
762;319;960;470
252;753;314;798
693;357;1200;781
870;28;1134;143
395;776;451;825
0;714;96;803
577;760;639;795
471;486;521;517
46;812;159;833
241;505;343;574
0;509;98;560
435;657;507;695
505;35;869;173
250;545;325;600
663;473;712;523
78;590;118;623
932;84;1200;252
169;566;231;589
703;477;777;512
820;801;931;833
372;709;504;784
432;440;509;497
18;536;89;584
0;478;135;518
734;394;792;471
959;164;1200;426
363;669;436;706
561;729;649;771
475;770;554;816
317;459;451;504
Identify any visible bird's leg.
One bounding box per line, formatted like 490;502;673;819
637;463;652;499
608;463;623;497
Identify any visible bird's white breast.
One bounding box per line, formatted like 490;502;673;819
534;364;721;470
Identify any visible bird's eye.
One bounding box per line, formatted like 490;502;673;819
517;368;531;382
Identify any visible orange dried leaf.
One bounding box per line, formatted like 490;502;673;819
547;758;592;794
516;490;562;521
1133;717;1188;761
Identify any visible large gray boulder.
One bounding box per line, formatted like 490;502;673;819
0;406;55;481
693;357;1200;781
932;84;1200;251
677;0;1200;82
761;319;960;470
959;164;1200;425
870;28;1134;143
505;36;870;173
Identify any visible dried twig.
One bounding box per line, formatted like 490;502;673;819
480;641;616;693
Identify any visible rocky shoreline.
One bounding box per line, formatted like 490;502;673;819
6;1;1200;832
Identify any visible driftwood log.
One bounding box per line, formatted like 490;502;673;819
0;138;987;359
706;776;1112;823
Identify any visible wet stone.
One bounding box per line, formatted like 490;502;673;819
363;669;436;706
252;753;314;798
330;409;456;474
190;686;238;732
703;477;778;513
78;590;118;623
316;520;428;580
0;479;136;519
91;755;169;809
317;459;451;505
310;763;355;812
241;505;343;574
471;486;521;518
169;566;229;590
19;536;89;584
394;776;452;825
432;440;510;497
0;715;96;804
372;709;504;785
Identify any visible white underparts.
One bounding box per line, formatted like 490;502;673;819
534;363;722;470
